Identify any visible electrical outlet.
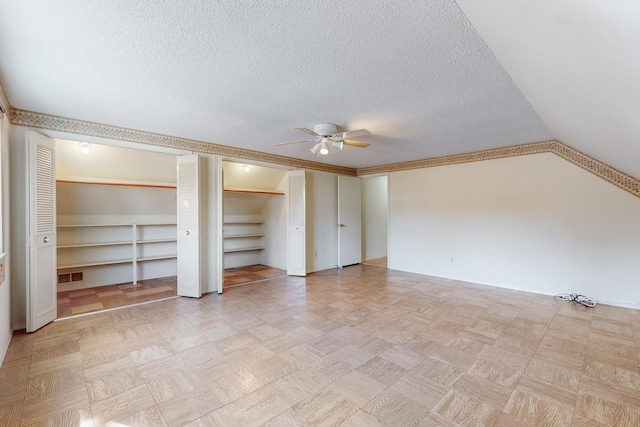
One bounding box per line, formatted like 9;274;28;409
565;285;573;294
450;258;453;262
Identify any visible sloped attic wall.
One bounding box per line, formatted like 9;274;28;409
389;152;640;308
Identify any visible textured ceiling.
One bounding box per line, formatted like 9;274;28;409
456;0;640;178
0;1;555;169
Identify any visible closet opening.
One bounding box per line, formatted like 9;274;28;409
222;160;288;288
55;139;179;317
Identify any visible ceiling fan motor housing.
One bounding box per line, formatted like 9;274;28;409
313;123;338;137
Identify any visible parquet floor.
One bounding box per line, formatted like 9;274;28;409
362;257;387;268
57;277;178;318
223;265;286;288
3;265;640;426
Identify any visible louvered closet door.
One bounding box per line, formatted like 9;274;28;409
287;170;306;276
177;155;201;297
27;131;57;332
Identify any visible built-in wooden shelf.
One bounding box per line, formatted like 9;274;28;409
58;259;133;269
224;246;264;253
224;233;265;239
224;188;284;196
223;220;264;225
138;255;177;262
58;223;176;228
137;238;177;244
56;223;177;284
57;178;176;189
57;241;133;249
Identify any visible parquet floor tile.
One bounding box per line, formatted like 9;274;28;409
3;265;640;426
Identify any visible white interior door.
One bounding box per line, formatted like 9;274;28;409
287;170;306;276
338;175;362;268
177;155;201;297
27;131;57;332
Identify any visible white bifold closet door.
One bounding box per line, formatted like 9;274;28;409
27;131;57;333
338;175;362;268
177;155;201;297
287;170;306;276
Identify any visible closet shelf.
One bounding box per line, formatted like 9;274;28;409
58;259;133;269
224;246;264;253
137;238;177;244
224;188;285;196
57;223;177;228
224;220;264;225
224;233;265;239
138;255;177;262
58;241;132;249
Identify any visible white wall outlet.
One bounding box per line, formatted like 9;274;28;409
450;258;454;262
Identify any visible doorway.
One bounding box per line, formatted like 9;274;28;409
221;161;288;288
55;139;180;317
361;175;388;268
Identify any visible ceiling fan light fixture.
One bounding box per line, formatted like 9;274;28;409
319;140;330;155
242;164;250;172
310;142;321;154
331;140;343;150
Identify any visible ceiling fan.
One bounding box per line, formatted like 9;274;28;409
276;123;371;155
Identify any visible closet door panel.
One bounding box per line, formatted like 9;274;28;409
287;170;306;276
27;131;57;332
177;155;201;297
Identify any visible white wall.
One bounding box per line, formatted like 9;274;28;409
306;170;339;272
9;125;27;330
389;152;640;308
362;175;388;261
56;138;177;184
0;112;12;362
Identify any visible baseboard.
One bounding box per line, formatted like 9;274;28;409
0;323;13;366
13;322;25;331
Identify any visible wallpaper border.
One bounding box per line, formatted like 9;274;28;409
8;108;640;197
357;140;640;198
9;109;357;176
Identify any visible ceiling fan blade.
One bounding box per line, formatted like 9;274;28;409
337;129;371;139
343;140;371;148
294;126;319;136
275;139;313;146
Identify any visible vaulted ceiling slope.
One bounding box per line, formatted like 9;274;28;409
456;0;640;178
0;1;635;178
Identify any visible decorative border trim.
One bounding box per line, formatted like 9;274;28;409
7;108;640;198
357;140;640;198
357;141;555;175
552;141;640;197
9;109;357;176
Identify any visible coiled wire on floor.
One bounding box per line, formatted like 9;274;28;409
554;293;596;308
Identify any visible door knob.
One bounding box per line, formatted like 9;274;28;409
338;224;345;228
185;230;190;236
43;236;49;243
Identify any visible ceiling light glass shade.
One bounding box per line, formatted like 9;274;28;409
79;142;91;154
319;141;329;155
331;140;344;150
310;142;321;154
